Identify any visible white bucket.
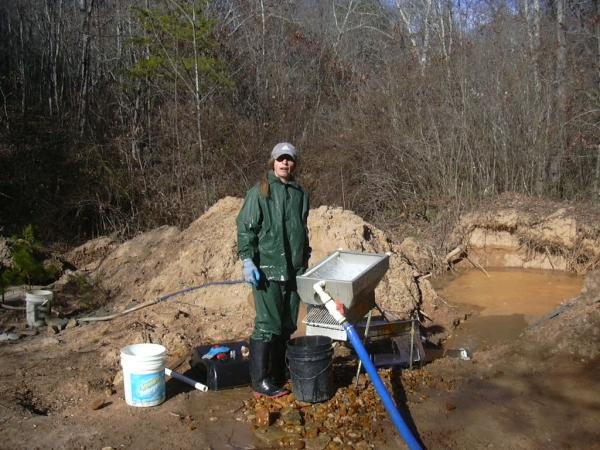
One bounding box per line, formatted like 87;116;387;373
25;290;53;327
120;343;167;407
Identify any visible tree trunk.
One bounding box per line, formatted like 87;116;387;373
550;0;567;195
596;0;600;116
594;0;600;201
396;6;420;64
45;0;63;116
532;0;541;96
524;0;541;98
595;145;600;201
420;0;432;71
78;0;94;136
191;3;206;207
18;8;25;116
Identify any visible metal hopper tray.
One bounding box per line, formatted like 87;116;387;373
296;250;390;317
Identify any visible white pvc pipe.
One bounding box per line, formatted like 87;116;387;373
313;281;347;324
164;368;208;392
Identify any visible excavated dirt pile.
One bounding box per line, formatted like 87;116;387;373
73;197;437;331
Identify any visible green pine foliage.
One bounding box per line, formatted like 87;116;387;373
0;225;51;299
0;269;18;303
11;244;46;288
128;1;231;90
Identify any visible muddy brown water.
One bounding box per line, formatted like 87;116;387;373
433;268;584;353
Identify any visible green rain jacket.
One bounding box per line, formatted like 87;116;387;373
237;171;311;282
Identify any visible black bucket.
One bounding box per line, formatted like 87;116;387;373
286;336;334;403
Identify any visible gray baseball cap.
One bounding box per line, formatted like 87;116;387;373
271;142;297;161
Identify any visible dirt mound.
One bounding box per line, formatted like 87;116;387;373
64;236;117;269
70;199;435;319
89;197;242;303
449;193;600;273
307;205;434;314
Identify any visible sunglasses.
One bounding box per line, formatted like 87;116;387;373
276;155;295;162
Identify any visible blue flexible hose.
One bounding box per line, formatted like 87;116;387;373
344;322;423;450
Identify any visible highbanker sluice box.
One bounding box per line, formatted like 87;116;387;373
188;251;424;392
297;250;425;368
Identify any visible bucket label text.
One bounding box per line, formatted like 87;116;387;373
130;372;165;404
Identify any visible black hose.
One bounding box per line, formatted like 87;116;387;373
78;279;250;322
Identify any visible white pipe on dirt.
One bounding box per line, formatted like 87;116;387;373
165;368;208;392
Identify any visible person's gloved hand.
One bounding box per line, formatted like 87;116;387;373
242;259;261;287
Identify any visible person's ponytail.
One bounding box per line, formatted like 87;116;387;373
260;159;275;197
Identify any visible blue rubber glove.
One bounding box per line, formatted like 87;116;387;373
201;346;230;360
242;259;261;287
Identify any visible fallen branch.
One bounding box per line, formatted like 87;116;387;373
419;309;433;321
465;255;489;277
445;245;465;263
544;246;556;270
445;245;489;277
436;296;457;308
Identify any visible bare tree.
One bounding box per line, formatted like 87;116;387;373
550;0;568;194
77;0;94;135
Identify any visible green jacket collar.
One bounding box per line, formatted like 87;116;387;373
268;170;299;188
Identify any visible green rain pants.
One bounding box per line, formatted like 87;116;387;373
251;278;301;342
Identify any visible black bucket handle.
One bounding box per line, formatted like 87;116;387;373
286;358;332;381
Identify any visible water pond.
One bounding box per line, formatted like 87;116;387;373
433;268;584;352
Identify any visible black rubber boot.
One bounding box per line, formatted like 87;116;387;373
270;335;290;387
250;338;289;398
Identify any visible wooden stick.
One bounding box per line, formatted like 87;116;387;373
465;255;489;277
445;245;464;263
446;245;489;277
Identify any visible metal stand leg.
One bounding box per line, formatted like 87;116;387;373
375;303;387;321
354;309;373;388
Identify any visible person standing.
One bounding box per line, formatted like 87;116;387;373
236;142;311;398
